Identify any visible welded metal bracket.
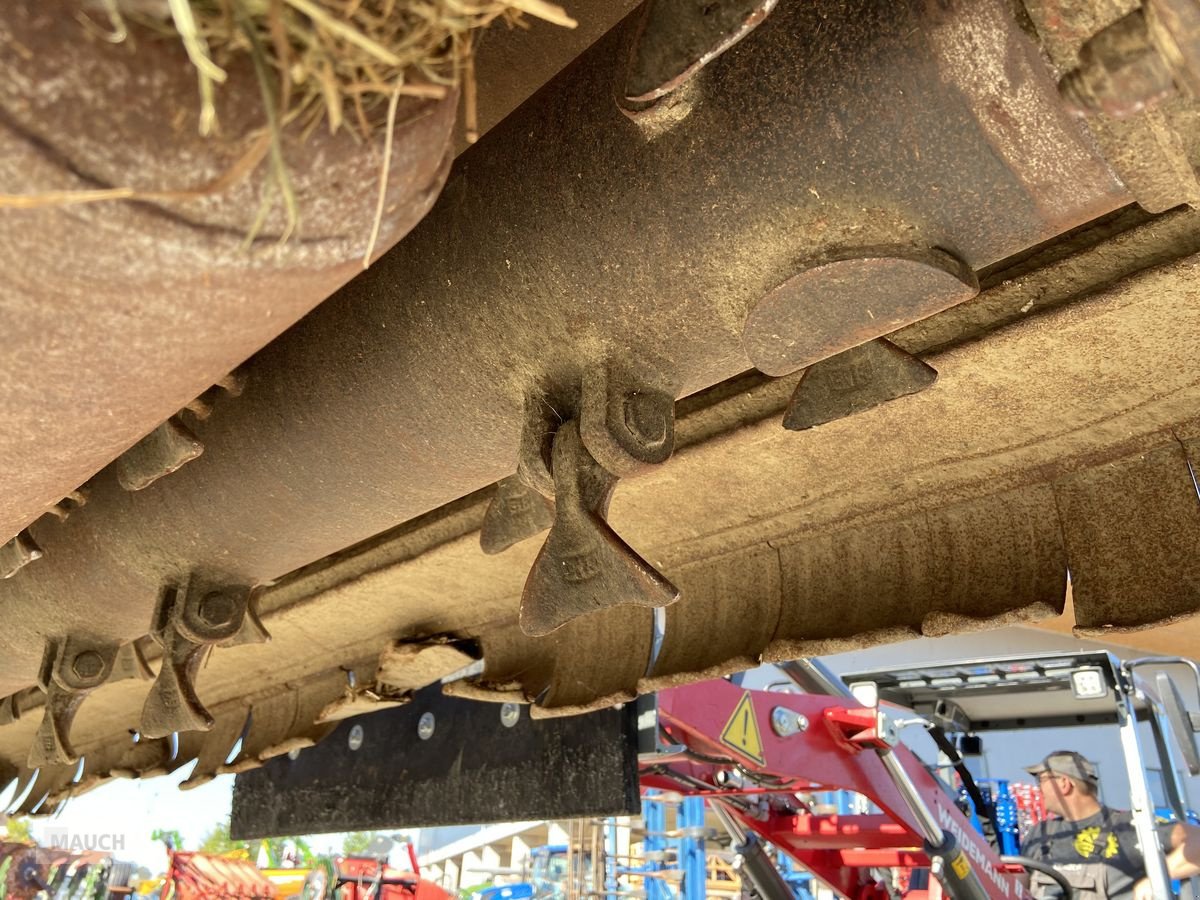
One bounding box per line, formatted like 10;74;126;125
481;366;681;636
29;635;119;767
521;420;679;636
0;531;43;580
115;417;204;492
480;474;554;555
480;396;558;555
140;576;266;738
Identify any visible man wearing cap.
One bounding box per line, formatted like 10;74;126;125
1021;750;1200;899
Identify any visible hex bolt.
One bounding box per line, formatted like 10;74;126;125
500;703;521;728
770;706;808;737
197;591;237;629
1058;8;1178;118
348;724;364;751
71;650;105;682
417;711;436;741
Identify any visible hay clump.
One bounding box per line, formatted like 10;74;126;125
110;0;577;140
4;0;575;245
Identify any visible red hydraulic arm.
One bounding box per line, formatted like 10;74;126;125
644;678;1032;900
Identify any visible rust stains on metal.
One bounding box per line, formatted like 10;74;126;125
0;204;1192;785
489;364;681;633
110;641;155;684
925;0;1129;228
1058;0;1200;118
480;476;554;555
580;363;678;477
1024;0;1200;212
1059;8;1179;118
0;0;1137;700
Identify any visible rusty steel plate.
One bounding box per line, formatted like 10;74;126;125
743;249;980;377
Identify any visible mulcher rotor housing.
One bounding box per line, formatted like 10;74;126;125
1;0;1199;815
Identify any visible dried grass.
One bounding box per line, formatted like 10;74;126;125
145;0;577;140
2;0;576;251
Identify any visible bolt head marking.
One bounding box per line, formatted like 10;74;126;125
560;550;602;583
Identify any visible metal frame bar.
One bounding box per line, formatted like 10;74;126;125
1115;669;1175;900
650;678;1031;900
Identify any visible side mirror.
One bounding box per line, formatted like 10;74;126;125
1156;671;1200;776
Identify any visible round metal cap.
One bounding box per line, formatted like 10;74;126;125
500;703;521;728
418;711;436;741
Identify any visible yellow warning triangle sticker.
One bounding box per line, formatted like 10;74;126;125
720;691;765;765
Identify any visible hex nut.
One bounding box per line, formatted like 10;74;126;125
1061;9;1176;118
71;650;105;681
197;591;237;629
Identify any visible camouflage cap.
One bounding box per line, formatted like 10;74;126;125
1024;750;1099;785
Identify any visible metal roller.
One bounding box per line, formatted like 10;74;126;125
0;0;1131;706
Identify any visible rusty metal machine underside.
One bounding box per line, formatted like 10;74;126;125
2;0;1200;814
